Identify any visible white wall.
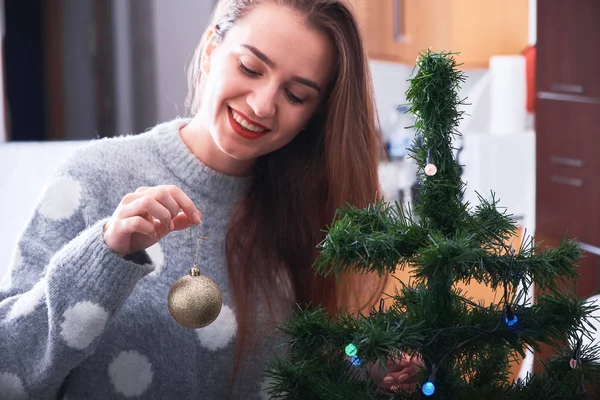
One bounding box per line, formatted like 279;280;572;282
152;0;217;122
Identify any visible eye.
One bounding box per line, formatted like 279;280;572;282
238;61;260;77
285;89;306;105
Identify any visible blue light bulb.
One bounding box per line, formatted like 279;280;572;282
350;355;362;366
505;314;518;327
422;381;435;396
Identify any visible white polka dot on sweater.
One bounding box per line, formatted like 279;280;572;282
195;305;237;351
0;372;27;399
60;301;109;350
7;280;46;321
108;351;153;398
146;242;164;278
38;175;82;220
0;247;22;291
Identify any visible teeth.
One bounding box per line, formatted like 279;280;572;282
231;110;266;133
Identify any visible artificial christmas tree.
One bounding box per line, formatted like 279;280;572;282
265;50;600;400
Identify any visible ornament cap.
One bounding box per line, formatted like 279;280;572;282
190;265;201;277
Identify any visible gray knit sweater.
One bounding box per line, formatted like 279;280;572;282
0;119;287;399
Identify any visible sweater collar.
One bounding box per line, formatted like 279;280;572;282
150;118;252;203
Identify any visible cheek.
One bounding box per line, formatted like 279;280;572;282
282;108;315;135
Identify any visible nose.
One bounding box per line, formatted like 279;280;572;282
247;84;277;119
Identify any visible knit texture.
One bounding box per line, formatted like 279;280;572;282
0;119;287;399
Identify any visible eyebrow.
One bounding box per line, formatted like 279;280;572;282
241;44;322;94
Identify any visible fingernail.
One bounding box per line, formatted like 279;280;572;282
383;377;394;384
391;385;398;391
193;211;201;225
169;221;175;231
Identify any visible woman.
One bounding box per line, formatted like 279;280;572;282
0;0;418;398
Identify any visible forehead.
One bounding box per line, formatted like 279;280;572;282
223;3;335;85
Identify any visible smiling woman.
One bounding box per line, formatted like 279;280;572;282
0;0;391;398
182;1;337;175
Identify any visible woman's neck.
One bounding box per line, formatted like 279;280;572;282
179;116;255;177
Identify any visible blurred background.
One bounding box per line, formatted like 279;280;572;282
0;0;217;141
0;0;598;379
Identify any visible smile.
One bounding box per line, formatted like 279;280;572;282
227;107;270;140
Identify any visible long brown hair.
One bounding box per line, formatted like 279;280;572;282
186;0;387;373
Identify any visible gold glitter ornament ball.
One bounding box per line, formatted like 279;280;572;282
168;269;222;329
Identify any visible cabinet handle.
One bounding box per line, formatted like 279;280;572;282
551;83;585;94
550;156;584;167
393;0;405;42
551;175;584;187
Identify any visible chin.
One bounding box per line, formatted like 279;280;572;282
216;138;258;161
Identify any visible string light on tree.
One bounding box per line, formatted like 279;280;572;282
424;149;437;176
422;368;437;397
422;381;436;396
570;336;582;369
345;343;357;357
344;343;362;366
505;306;518;327
503;263;518;329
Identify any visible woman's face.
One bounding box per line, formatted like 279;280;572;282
197;2;335;167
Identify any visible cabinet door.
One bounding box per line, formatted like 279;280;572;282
351;0;413;63
536;99;600;246
537;0;600;99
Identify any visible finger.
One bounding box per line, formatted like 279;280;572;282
134;186;151;193
383;373;409;385
385;357;409;372
148;187;182;220
164;185;202;224
119;191;144;206
171;212;193;231
387;353;416;370
116;216;157;239
119;197;174;233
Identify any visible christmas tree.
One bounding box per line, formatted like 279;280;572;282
265;50;600;399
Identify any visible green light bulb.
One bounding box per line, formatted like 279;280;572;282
345;343;357;357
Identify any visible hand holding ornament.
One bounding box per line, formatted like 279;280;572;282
103;185;202;257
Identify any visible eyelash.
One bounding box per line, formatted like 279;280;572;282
238;61;306;105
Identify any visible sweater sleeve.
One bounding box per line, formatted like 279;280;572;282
0;151;153;399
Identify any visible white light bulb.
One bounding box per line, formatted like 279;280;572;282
425;163;437;176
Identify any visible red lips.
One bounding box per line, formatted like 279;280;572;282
227;106;270;140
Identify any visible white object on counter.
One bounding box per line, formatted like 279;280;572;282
461;129;536;234
489;55;527;136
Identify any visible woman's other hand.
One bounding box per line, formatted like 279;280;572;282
369;353;423;393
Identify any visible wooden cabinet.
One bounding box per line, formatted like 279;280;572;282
536;99;600;246
350;0;529;68
535;0;600;254
536;0;600;99
534;1;600;385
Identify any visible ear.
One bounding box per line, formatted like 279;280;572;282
200;26;218;76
